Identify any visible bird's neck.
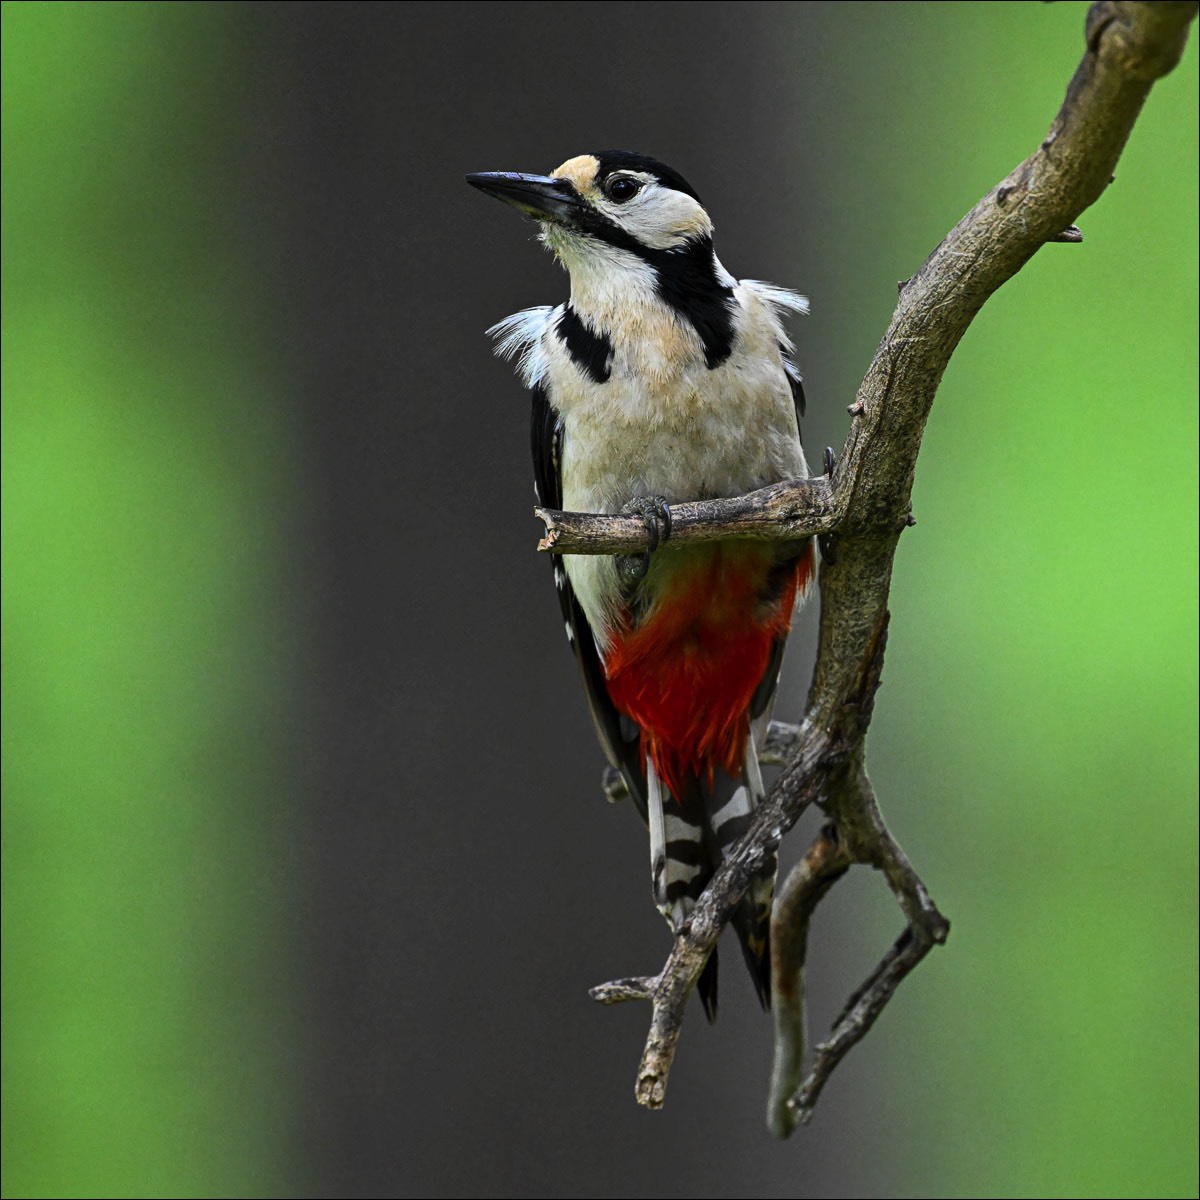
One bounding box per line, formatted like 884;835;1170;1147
561;240;663;334
559;237;738;371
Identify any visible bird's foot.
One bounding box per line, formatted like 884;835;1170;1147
818;451;837;565
619;495;672;580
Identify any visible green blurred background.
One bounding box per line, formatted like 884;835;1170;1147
2;2;1195;1198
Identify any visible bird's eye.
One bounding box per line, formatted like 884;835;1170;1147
604;176;641;203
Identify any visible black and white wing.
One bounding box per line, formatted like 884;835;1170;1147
531;382;646;814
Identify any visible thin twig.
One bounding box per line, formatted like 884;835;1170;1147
767;825;851;1138
790;920;941;1124
767;759;951;1135
846;768;951;942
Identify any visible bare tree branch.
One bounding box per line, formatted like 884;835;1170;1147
767;824;851;1138
590;724;836;1107
791;916;941;1123
536;476;838;556
769;757;951;1133
570;2;1197;1124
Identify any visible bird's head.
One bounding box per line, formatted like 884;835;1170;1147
466;152;715;269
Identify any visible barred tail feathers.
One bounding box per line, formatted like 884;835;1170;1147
648;757;720;1021
719;730;776;1010
646;741;777;1019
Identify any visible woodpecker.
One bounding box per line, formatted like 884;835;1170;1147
468;152;814;1019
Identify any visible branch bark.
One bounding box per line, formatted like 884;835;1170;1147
565;2;1198;1126
535;476;838;556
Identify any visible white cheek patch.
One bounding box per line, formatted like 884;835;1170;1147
602;185;713;250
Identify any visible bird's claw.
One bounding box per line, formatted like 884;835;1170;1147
621;495;672;579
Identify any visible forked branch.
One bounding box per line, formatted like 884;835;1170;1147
544;2;1197;1128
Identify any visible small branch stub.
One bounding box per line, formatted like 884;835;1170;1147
589;977;656;1004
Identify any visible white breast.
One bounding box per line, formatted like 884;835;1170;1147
558;281;809;644
554;284;807;515
489;276;811;649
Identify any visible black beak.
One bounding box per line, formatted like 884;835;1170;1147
465;171;584;225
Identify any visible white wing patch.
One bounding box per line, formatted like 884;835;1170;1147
741;281;810;319
487;305;555;388
740;280;809;384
